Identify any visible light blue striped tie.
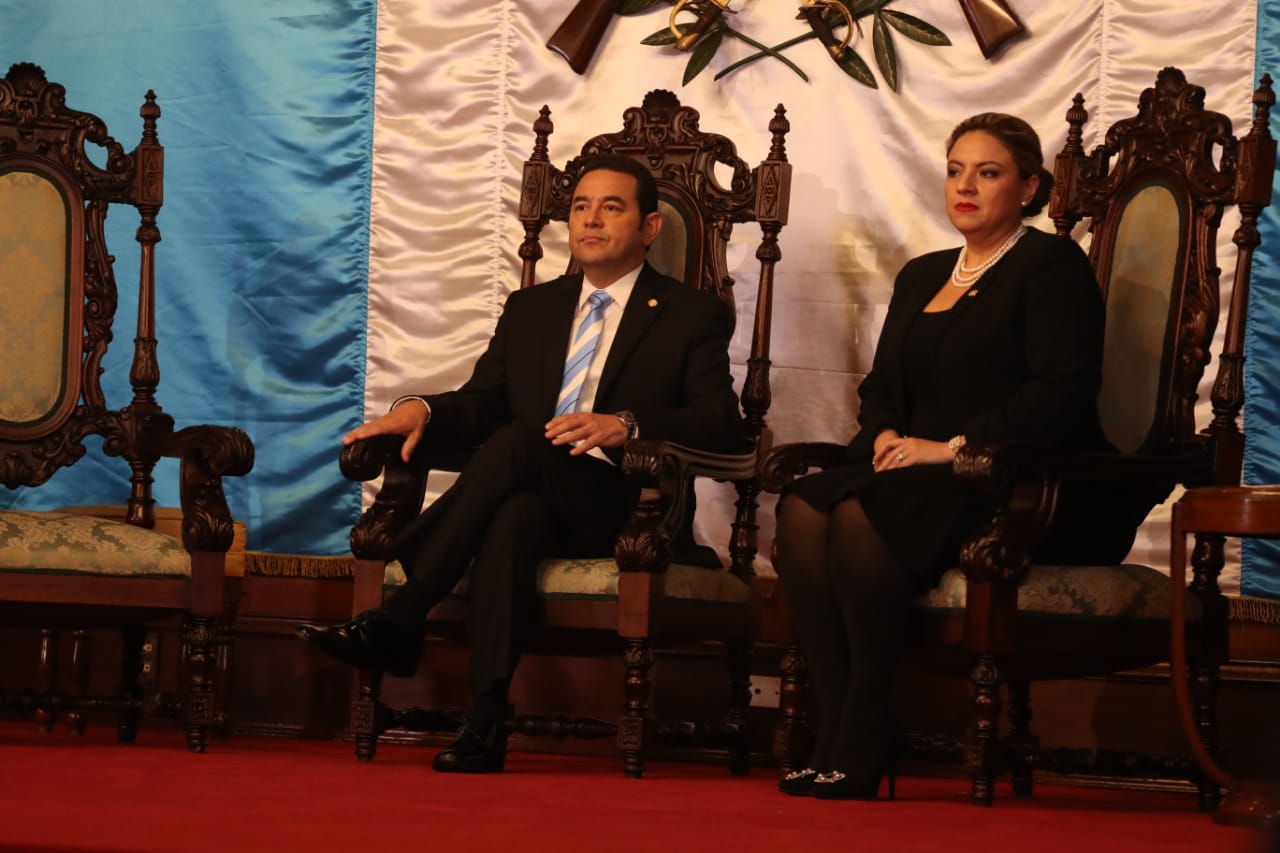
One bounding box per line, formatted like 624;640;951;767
555;289;612;418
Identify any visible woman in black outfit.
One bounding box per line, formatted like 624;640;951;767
774;114;1150;800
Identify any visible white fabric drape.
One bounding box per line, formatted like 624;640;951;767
367;1;1259;590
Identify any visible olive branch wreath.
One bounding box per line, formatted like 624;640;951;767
618;0;951;90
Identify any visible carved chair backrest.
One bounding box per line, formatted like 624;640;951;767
1050;67;1275;480
515;90;792;577
0;62;166;525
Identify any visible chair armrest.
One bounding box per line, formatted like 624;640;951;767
954;439;1212;584
340;436;474;562
338;434;409;481
758;441;847;493
139;415;255;553
955;439;1213;489
615;438;756;574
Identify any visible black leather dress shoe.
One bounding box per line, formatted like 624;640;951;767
296;608;421;677
431;717;509;773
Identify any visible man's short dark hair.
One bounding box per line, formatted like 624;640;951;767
574;153;659;218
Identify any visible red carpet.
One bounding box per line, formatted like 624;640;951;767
0;723;1270;853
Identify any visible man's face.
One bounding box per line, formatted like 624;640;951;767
568;168;661;285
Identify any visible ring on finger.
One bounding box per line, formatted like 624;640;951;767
895;452;905;462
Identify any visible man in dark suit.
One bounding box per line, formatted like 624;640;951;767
299;153;744;772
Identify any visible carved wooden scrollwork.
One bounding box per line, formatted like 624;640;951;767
340;436;434;561
0;63;135;199
616;439;675;574
154;422;255;552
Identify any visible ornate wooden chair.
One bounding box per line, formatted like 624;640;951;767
336;89;790;776
0;63;254;751
761;67;1275;805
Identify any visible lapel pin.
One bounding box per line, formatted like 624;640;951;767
648;298;658;307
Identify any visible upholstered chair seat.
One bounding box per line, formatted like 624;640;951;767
917;564;1196;622
381;557;752;606
0;511;195;578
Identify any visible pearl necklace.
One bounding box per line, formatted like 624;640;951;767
951;225;1027;287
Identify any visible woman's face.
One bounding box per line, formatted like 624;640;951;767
944;130;1038;246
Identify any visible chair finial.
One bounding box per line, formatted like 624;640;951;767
140;90;160;141
1253;73;1275;134
531;105;554;162
769;104;790;163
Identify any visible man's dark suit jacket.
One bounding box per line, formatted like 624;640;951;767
418;262;745;460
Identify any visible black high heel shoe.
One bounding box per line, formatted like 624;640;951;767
777;767;819;797
812;764;897;800
813;752;898;801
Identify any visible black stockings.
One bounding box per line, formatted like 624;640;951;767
774;494;915;778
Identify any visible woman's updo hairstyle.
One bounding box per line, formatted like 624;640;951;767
946;113;1054;217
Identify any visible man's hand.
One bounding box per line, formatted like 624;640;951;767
545;412;628;456
342;399;429;463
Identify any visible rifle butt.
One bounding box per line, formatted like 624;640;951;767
958;0;1027;60
547;0;617;75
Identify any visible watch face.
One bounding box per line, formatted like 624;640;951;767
617;411;637;439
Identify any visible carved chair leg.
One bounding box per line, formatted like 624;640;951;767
212;602;236;741
352;668;384;762
67;629;92;737
1007;678;1036;796
36;629;58;734
117;624;146;744
619;638;654;778
1190;530;1228;813
966;653;1005;807
773;642;809;776
726;640;751;776
183;614;217;753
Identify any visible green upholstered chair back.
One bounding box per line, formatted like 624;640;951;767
1050;66;1248;462
647;193;694;286
0;62;166;519
1095;181;1188;455
0;169;77;433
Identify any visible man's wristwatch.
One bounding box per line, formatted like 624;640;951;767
615;410;639;441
